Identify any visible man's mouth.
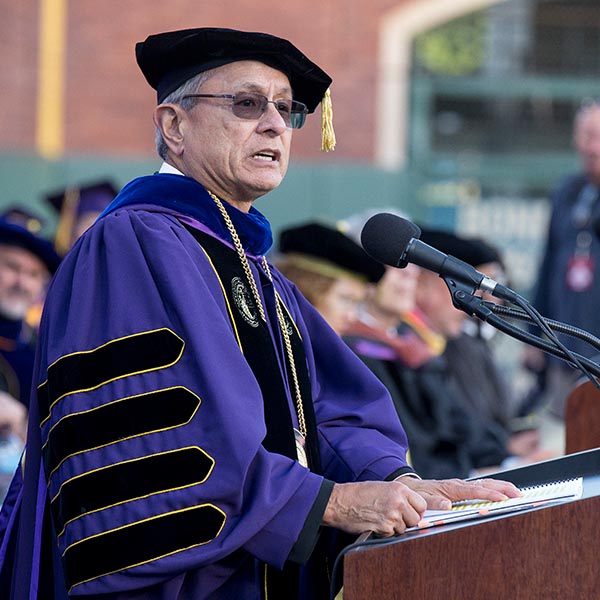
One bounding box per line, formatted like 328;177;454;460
253;150;278;162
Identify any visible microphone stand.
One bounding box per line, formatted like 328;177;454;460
481;302;600;353
444;278;600;381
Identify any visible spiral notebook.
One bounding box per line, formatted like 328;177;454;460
408;477;583;531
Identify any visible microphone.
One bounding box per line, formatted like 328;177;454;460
360;212;518;303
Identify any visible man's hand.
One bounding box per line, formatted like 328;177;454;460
322;477;521;536
400;477;521;511
322;480;427;537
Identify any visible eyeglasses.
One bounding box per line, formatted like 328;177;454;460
181;92;309;129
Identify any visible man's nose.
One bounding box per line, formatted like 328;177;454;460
257;103;288;134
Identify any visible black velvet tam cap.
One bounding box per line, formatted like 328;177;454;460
46;180;119;217
279;222;385;283
0;212;61;274
45;180;119;255
135;27;333;112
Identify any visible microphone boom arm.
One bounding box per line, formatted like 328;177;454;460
481;301;600;353
445;279;600;380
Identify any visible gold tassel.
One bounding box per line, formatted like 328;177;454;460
321;88;336;152
54;187;80;256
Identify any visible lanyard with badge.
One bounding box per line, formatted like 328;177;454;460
566;183;598;292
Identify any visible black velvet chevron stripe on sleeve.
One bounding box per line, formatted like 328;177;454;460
42;387;201;478
38;328;185;424
63;505;226;592
51;446;214;536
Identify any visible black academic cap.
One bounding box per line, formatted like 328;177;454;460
419;228;502;268
45;180;119;217
463;238;503;268
0;206;45;234
0;210;61;274
279;222;385;283
135;27;332;113
45;180;119;256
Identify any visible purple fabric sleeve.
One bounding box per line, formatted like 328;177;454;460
36;209;326;594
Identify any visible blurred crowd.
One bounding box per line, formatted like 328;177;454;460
275;215;556;480
0;181;118;500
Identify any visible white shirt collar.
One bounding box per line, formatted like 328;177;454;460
158;162;185;176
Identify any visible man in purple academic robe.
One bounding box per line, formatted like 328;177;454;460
0;28;518;599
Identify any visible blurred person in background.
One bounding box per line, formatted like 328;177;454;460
528;100;600;426
416;228;555;473
441;236;545;460
341;212;515;478
275;221;384;336
342;263;472;478
0;210;60;406
22;181;118;333
45;180;119;256
0;209;60;501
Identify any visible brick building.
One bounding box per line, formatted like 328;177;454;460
2;0;503;163
1;0;598;265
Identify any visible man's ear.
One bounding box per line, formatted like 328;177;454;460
154;104;186;156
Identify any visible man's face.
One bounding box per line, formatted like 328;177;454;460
415;270;466;339
374;264;420;317
314;277;367;336
0;245;49;320
574;106;600;184
175;61;293;209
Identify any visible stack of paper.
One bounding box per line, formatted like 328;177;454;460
407;477;583;532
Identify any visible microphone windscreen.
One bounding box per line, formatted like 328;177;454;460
360;213;421;267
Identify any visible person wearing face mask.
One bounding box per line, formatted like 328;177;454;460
414;229;553;475
439;237;550;463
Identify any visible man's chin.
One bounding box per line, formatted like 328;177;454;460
246;169;286;195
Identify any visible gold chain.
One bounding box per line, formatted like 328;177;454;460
209;193;267;323
261;259;308;438
208;191;307;438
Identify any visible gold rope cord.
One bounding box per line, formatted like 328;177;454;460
208;192;308;439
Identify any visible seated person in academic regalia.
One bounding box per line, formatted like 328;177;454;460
440;236;547;459
0;209;60;500
342;257;498;479
21;183;118;332
339;212;544;478
45;180;119;255
0;209;61;407
274;222;385;336
415;228;554;473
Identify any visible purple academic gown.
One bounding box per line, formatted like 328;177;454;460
0;174;412;599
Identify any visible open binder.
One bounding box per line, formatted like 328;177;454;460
410;476;583;530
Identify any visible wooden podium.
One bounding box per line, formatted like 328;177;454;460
343;450;600;599
565;379;600;454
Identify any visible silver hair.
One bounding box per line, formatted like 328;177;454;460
575;97;600;124
154;71;214;160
